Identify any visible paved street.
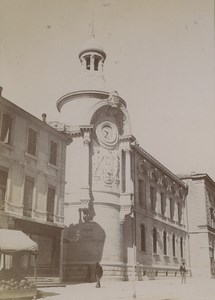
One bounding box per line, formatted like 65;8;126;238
39;278;215;300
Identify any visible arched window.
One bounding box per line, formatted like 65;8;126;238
141;224;146;252
163;231;167;255
180;237;183;258
94;57;99;71
172;234;176;257
153;228;157;254
86;56;90;70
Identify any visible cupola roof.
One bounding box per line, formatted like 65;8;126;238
79;35;106;59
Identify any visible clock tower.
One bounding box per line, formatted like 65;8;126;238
57;35;135;281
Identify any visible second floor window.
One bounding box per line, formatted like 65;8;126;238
150;186;156;211
177;203;182;223
27;128;37;156
49;140;57;165
170;198;174;220
160;192;166;215
0;169;8;211
0;113;13;144
138;180;146;207
23;177;34;217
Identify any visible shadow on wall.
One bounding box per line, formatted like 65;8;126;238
63;220;106;265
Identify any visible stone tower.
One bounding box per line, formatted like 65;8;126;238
57;35;135;281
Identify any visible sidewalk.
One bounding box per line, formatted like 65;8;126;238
39;278;215;300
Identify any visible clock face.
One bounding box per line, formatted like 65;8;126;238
96;121;118;148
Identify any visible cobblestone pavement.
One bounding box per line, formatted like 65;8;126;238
39;278;215;300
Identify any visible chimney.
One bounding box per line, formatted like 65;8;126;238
42;113;47;123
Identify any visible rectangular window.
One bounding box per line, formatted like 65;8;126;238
138;180;146;207
163;231;167;255
170;198;174;219
23;177;34;217
0;169;8;211
0;113;13;144
150;186;156;211
153;228;157;254
177;203;182;223
172;234;176;257
180;237;183;258
49;140;57;165
27;128;37;156
141;224;146;252
47;187;55;222
160;192;165;215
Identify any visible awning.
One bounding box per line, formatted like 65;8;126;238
0;229;38;255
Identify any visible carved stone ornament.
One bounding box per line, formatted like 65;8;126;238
92;147;120;193
150;168;160;183
119;204;132;224
138;160;149;177
106;91;120;108
168;182;176;195
159;175;168;188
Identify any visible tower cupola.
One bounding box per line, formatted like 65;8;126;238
79;34;106;76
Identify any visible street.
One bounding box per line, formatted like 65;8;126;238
39;278;215;300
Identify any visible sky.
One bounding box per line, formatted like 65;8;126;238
0;0;214;180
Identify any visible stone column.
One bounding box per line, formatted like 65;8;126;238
91;56;95;71
125;148;132;194
59;229;64;283
80;130;91;207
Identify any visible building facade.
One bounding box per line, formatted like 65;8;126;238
54;36;188;281
0;90;71;283
180;173;215;278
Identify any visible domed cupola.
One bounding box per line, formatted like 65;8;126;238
79;33;106;77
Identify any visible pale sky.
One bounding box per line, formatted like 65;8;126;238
0;0;214;180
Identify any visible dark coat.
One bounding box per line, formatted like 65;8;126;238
95;263;103;278
180;264;186;273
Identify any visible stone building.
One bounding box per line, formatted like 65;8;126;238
0;89;71;283
179;173;215;278
53;36;188;281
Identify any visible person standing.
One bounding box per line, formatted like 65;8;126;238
180;262;186;283
95;262;103;288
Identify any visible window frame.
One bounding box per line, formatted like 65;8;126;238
160;192;166;216
46;185;56;223
172;234;176;257
150;186;156;212
163;230;167;256
152;227;157;254
23;176;34;217
141;224;146;252
138;179;146;208
0;168;8;211
49;140;58;166
27;127;37;157
0;111;14;146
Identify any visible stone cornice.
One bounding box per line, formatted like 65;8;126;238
179;173;215;189
56;90;127;112
132;142;187;189
0;96;71;144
